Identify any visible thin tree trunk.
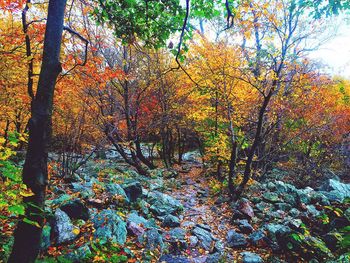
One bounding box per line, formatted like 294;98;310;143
9;1;67;262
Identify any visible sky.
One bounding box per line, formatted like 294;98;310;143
310;17;350;79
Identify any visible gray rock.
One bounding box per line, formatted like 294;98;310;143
127;212;157;228
122;181;143;202
192;226;214;250
106;183;129;202
241;252;263;263
237;219;254;234
248;230;266;246
189;235;199;247
320;179;350;202
306;205;320;217
54;209;79;244
65;244;91;262
289;208;300;217
182;150;202;164
92;209;127;244
274;203;292;212
255;202;273;213
159;254;191;263
206;252;223;263
226;230;248;248
40;224;51;250
59;199;89;220
127;221;145;237
162;215;181;227
263;192;280;203
71;182;94;199
165;227;187;241
264;223;291;242
144;228;164;251
148;191;182;216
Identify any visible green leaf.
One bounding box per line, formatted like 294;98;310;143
8;204;25;215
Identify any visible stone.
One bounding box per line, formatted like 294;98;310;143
53;209;79;244
263;192;280;203
65;244;91;262
196;223;211;232
264;224;291;243
127;222;145;237
283;194;297;206
192;226;214;250
239;199;255;219
189;235;199;247
148;191;182;216
106;183;129;202
274;203;292;212
92;209;127;245
237;219;254;234
306;205;320;217
40;224;52;250
144;228;164;251
226;230;248;248
241;252;263;263
71;182;94;199
165;227;187;241
59;199;89;220
248;230;266;246
159;254;191;263
320;179;350;202
122;181;143;202
162;215;181;227
182;150;202;164
255;202;273;213
206;252;223;263
127;212;157;228
289;208;300;217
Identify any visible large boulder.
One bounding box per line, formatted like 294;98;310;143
162;214;181;227
106;183;129;203
122;181;143;202
59;199;89;220
53;209;79;244
92;209;127;245
320;179;350;202
241;252;263;263
191;226;214;251
147;191;182;216
227;230;248;248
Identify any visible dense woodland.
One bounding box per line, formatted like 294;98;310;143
0;0;350;262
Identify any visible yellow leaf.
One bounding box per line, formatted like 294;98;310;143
72;228;80;235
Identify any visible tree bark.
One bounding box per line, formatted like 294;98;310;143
9;1;67;262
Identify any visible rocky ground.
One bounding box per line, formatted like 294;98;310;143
11;151;349;263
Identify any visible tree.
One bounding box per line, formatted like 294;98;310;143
9;1;67;262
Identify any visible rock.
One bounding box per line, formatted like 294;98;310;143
148;191;182;216
59;199;89;220
127;212;157;228
289;208;300;217
122;181;143;202
283;194;297;206
214;240;225;253
274;203;292;212
162;169;179;179
226;230;248;248
189;235;199;247
65;244;91;262
241;252;263;263
149;177;164;191
255;202;273;213
40;224;52;250
239;199;255;219
127;221;145;237
159;254;191;263
182;150;202;164
344;207;350;221
53;209;79;244
196;223;211;232
192;226;214;250
144;228;164;251
264;224;291;243
306;205;320;217
237;219;254;234
92;209;127;245
206;252;223;263
162;215;181;227
320;179;350;202
106;183;129;202
263;192;280;203
49;194;72;206
248;230;266;246
165;227;187;241
71;182;94;199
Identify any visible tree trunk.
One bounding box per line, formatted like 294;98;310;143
9;1;67;262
